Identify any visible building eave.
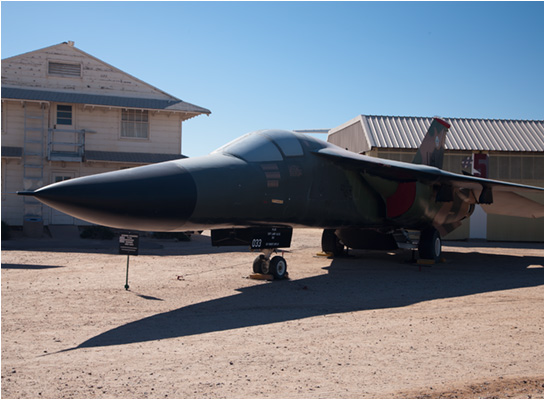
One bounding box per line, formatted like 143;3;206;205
1;87;211;116
84;150;187;164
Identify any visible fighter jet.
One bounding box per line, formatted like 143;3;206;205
19;118;543;279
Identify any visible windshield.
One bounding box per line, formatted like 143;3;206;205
213;130;305;162
261;130;304;157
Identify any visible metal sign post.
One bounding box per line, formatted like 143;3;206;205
124;254;130;290
119;233;139;290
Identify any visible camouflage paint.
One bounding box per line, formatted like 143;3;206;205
21;125;542;238
412;118;450;168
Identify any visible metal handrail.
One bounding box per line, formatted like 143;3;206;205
47;128;87;160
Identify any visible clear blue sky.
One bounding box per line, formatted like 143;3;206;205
2;1;543;157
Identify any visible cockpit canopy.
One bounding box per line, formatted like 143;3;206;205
214;129;325;162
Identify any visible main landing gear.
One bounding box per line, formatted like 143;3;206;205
319;227;443;264
321;229;345;257
418;227;442;262
252;248;288;280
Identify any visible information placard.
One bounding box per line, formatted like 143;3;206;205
119;233;139;255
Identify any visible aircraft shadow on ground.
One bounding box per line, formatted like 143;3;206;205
72;249;543;351
1;263;64;270
1;234;247;256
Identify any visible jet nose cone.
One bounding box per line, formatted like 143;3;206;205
26;161;197;231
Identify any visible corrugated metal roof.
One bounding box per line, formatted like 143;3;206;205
85;150;186;164
330;115;544;152
1;87;211;115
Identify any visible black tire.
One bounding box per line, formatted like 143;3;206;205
321;229;344;256
252;255;267;274
418;228;442;261
269;256;287;280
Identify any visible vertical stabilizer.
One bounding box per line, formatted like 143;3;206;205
412;117;450;169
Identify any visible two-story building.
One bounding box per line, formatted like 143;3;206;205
1;41;210;233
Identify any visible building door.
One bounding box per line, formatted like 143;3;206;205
50;172;75;225
51;104;79;157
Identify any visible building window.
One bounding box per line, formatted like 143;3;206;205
48;61;81;77
121;110;149;139
56;105;72;126
55;175;73;183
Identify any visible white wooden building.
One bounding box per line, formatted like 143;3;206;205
328;115;544;242
1;42;210;230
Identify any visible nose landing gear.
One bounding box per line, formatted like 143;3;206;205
211;226;292;281
252;248;288;280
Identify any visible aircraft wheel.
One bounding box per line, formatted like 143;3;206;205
269;256;287;280
321;229;344;256
252;255;268;274
418;228;442;261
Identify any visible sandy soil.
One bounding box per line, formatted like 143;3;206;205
1;229;543;398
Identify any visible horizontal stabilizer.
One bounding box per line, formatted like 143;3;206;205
481;191;543;218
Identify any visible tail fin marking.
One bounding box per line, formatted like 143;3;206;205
412;117;450;169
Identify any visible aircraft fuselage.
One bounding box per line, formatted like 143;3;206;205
25;130;473;235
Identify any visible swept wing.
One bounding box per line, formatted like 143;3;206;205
315;146;543;219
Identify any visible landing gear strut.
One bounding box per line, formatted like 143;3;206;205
321;229;345;257
252;248;288;280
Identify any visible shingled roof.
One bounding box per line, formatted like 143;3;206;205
1;42;211;120
85;150;186;163
2;87;210;116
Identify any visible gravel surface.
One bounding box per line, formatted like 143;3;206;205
2;229;543;398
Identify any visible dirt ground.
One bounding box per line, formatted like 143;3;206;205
1;229;543;399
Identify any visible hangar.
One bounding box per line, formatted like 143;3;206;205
328;115;544;242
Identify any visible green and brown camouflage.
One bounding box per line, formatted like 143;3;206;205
412;117;450;168
19;119;543;269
